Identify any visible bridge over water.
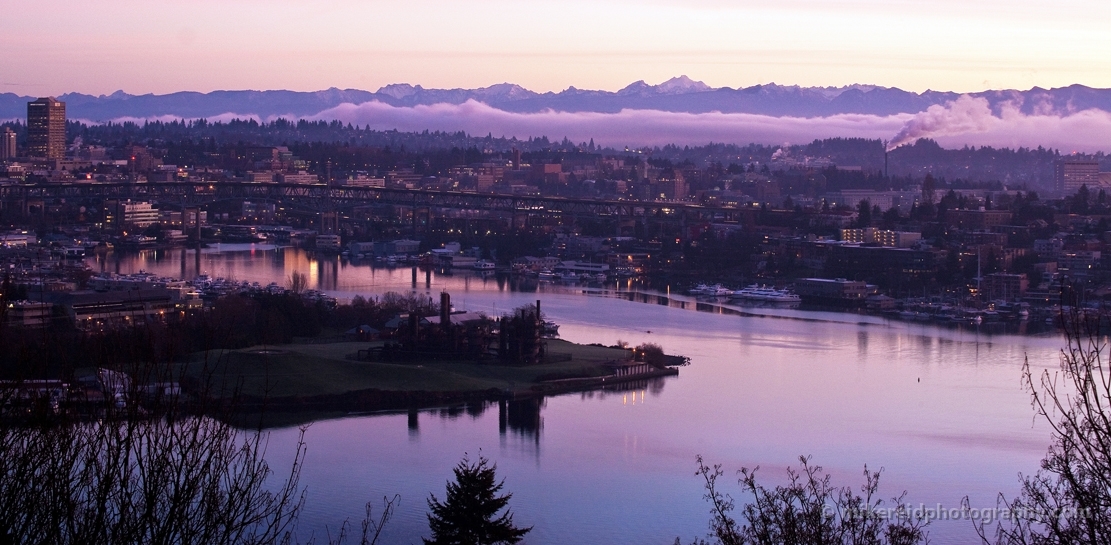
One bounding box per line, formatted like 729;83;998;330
1;182;756;222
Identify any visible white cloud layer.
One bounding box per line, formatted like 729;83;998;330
307;100;910;149
93;97;1111;153
307;99;1111;152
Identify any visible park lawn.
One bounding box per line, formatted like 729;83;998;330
184;339;631;398
544;339;630;362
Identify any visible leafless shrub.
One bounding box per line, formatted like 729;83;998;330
974;303;1111;544
686;455;927;545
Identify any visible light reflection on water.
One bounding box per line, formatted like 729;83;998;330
92;246;1063;544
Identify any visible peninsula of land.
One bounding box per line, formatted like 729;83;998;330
184;338;682;422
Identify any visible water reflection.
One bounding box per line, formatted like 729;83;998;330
499;398;543;444
399;379;669;451
86;244;1067;544
407;407;419;438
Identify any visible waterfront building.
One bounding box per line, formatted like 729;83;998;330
794;278;878;306
316;234;342;251
982;273;1029;301
373;239;420;256
105;200;160;228
511;256;560;271
823;245;938;285
26;97;66;160
554;261;610;274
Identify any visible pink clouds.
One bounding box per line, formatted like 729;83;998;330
90;97;1111;153
305;99;910;148
308;99;1111;152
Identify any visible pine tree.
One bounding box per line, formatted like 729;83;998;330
424;455;531;545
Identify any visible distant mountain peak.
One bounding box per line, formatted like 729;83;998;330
655;75;712;94
617;80;651;96
474;83;533;99
376;83;422;100
616;77;712;97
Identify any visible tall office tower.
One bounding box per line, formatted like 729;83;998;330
1055;158;1101;195
27;97;66;159
0;128;15;160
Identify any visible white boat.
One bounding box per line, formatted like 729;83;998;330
473;260;496;271
731;284;765;300
762;289;801;303
692;284;733;297
537;270;556;281
732;285;800;303
689;283;714;295
558;271;580;283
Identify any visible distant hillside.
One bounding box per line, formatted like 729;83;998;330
4;77;1111;122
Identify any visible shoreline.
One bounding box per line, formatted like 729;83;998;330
185;339;684;426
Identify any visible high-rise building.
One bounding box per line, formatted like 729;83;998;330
27;97;66;159
1055;158;1100;195
0;128;15;160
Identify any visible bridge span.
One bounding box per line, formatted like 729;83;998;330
0;182;755;223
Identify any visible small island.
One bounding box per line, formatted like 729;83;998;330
181;293;683;423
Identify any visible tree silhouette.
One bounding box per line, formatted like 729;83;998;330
976;299;1111;543
855;199;872;228
424;455;531;545
688;455;926;545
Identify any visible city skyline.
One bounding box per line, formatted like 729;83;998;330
4;0;1111;97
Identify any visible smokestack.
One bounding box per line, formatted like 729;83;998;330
535;299;541;321
440;292;450;328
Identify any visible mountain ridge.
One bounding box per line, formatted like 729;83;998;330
3;78;1111;122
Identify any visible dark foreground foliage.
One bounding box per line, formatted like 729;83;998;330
684;455;927;545
974;305;1111;544
425;455;531;545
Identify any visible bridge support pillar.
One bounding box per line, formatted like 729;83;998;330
320;211;338;234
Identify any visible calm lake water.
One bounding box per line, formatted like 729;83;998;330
90;245;1063;544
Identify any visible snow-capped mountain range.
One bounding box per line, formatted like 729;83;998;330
3;76;1110;123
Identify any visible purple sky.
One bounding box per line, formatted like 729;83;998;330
5;0;1111;96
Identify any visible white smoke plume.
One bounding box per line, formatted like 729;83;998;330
887;95;1111;152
